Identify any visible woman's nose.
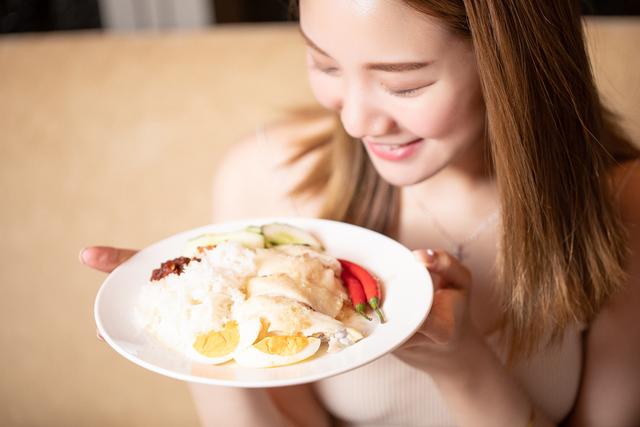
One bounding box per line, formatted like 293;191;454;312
339;88;394;139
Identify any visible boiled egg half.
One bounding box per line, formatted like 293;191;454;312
187;318;262;364
234;334;321;368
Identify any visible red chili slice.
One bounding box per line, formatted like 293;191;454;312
340;268;372;321
339;259;385;323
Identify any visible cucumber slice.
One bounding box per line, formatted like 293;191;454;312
244;225;262;234
261;223;324;251
184;230;266;254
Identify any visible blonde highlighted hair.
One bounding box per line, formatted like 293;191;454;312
287;0;639;360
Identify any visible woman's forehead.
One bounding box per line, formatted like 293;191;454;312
299;0;455;61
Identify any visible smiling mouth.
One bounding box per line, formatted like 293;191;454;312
368;138;423;150
364;138;425;161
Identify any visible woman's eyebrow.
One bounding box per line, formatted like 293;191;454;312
299;28;432;72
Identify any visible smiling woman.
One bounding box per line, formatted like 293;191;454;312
71;0;640;426
189;1;640;426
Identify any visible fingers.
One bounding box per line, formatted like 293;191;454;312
80;247;137;342
413;249;471;290
79;246;137;273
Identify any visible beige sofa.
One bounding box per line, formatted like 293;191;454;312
0;19;638;427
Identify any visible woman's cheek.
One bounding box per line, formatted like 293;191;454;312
401;90;464;139
307;73;342;111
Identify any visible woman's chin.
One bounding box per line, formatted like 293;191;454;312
364;147;442;187
365;158;431;187
374;169;433;187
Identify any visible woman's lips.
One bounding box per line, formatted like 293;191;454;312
364;138;424;161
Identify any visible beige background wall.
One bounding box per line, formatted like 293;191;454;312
1;19;638;427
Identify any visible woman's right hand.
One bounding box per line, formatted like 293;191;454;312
79;246;138;273
79;246;138;340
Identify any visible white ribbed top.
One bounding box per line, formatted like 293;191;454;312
314;326;583;426
254;127;637;425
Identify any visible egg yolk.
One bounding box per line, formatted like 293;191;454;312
254;335;309;356
193;321;239;357
257;318;270;342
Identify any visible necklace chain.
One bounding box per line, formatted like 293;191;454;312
413;195;499;261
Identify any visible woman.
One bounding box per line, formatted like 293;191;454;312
81;0;640;426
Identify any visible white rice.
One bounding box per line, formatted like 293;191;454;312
135;242;257;351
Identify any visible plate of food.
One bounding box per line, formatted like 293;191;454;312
94;217;432;387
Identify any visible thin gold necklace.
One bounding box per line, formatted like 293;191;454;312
413;196;500;262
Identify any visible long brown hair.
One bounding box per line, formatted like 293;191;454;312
287;0;639;360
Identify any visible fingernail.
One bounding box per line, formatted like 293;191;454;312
425;249;436;266
79;248;87;264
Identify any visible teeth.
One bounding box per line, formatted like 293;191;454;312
379;144;406;151
368;139;421;151
379;145;395;151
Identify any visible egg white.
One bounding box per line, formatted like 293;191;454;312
234;336;321;368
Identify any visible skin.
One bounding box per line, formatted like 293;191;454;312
81;0;640;425
302;0;488;188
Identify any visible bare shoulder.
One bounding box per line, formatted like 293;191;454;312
568;158;640;425
610;158;640;223
210;114;333;223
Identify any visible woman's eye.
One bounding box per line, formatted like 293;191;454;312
391;87;421;97
385;83;433;97
316;66;340;76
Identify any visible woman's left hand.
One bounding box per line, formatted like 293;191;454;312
393;249;479;372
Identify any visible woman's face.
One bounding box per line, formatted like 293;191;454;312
299;0;486;186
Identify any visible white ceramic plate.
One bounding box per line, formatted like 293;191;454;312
95;217;432;387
